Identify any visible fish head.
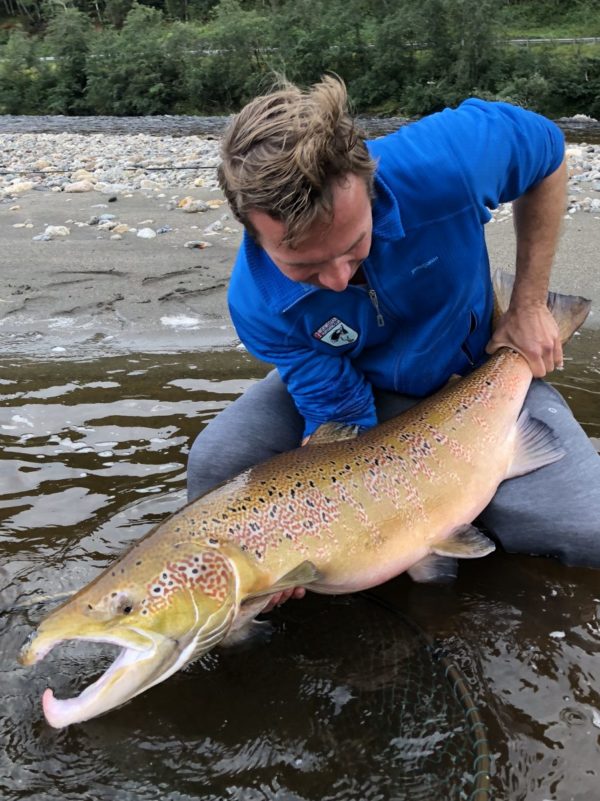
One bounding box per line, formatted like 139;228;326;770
19;543;239;728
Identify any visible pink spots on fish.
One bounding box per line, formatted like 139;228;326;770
396;432;436;478
268;489;340;552
143;551;233;612
362;446;425;519
221;487;342;559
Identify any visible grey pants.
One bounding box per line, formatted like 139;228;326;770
187;370;600;568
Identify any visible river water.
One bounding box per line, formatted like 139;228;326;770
2;113;600;142
1;329;599;801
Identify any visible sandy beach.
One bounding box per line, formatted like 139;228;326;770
1;135;600;358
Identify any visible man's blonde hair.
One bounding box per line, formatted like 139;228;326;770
218;75;376;247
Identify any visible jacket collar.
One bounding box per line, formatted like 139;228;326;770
244;172;404;313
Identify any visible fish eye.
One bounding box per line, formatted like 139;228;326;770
112;594;135;615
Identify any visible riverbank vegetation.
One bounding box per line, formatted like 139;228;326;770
0;0;599;117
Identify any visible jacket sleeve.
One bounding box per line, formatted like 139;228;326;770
440;98;565;210
229;300;378;439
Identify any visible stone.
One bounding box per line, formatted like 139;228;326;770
7;181;35;195
137;227;157;239
178;196;209;213
71;169;95;182
43;225;71;238
64;180;94;193
184;240;212;249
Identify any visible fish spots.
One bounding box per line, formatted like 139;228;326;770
214;484;342;558
145;551;233;612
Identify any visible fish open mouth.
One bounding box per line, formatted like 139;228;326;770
42;640;153;728
21;630;175;729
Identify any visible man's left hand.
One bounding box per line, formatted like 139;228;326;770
486;302;563;377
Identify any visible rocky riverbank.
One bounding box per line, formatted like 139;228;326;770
0;133;599;358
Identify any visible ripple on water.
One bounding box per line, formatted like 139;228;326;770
1;341;600;800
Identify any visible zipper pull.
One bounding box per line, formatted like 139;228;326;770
368;288;385;327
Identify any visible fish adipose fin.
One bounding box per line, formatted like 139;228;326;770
506;409;566;479
308;422;360;445
242;560;321;602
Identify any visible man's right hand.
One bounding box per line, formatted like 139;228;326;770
263;586;306;612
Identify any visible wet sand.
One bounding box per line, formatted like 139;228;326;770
1;187;599;358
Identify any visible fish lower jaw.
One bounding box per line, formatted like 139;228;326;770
40;639;156;729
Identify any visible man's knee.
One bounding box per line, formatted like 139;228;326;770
186;370;303;502
480;380;600;567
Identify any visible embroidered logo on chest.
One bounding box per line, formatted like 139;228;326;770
313;317;359;347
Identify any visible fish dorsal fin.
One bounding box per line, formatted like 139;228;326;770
407;555;458;583
308;422;360;445
432;524;495;558
242;560;321;603
506;410;565;479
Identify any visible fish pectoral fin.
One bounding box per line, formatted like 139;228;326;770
221;618;274;649
506;409;566;480
432;524;496;559
407;555;458;583
308;422;360;445
242;560;322;602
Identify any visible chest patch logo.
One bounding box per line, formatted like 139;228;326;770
313;317;359;347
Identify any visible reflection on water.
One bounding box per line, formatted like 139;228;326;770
1;333;599;801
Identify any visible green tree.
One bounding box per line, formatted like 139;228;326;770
183;0;273;111
43;5;92;112
0;27;48;112
86;3;193;113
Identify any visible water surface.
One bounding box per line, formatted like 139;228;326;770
1;334;599;800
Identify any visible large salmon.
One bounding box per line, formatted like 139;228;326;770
19;273;591;728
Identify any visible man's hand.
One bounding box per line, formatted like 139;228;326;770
486;301;563;377
487;156;567;377
262;586;306;613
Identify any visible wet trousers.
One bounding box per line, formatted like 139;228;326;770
187;370;600;567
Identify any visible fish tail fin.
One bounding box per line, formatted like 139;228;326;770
492;269;591;344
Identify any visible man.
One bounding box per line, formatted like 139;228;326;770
187;76;600;582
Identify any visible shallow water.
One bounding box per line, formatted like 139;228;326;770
1;333;599;801
1;113;599;142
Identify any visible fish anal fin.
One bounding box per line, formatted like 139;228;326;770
432;524;495;559
308;422;360;445
242;560;321;603
506;409;565;479
407;555;458;584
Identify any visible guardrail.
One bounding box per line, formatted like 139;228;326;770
506;36;600;45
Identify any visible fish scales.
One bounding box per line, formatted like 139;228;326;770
119;347;531;597
18;274;592;728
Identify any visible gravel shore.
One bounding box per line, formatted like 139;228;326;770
1;134;599;358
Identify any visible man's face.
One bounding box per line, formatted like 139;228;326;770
247;174;373;292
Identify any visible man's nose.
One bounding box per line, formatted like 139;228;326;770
318;259;353;292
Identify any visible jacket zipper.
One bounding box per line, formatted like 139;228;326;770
368;288;385;327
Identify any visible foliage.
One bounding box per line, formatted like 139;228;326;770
0;0;599;116
86;3;193;113
43;5;92;112
0;27;48;112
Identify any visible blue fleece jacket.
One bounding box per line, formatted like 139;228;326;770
227;98;565;438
